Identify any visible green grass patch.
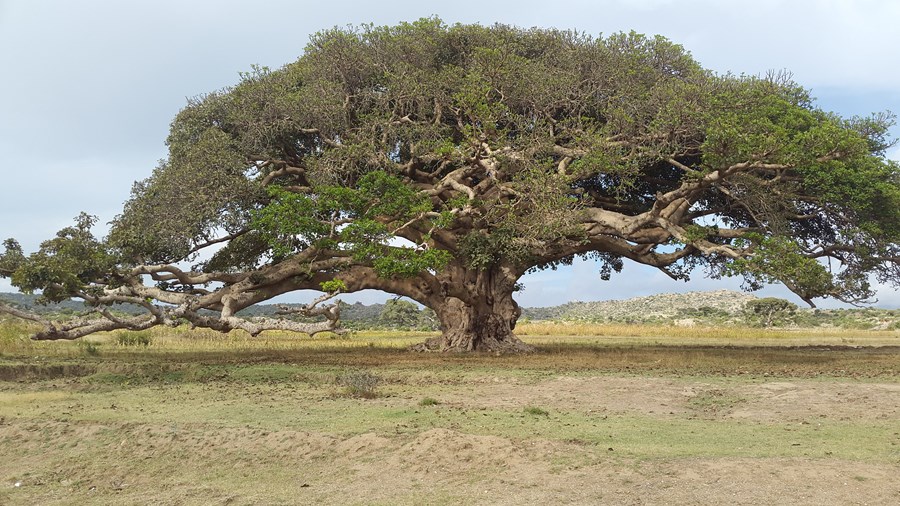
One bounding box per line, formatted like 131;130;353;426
1;380;894;462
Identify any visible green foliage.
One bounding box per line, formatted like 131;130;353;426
319;279;347;293
110;126;262;263
356;171;433;218
378;299;421;330
798;157;900;239
682;225;716;243
372;248;452;279
0;239;25;277
460;228;530;270
251;172;447;278
250;187;331;257
7;214;119;303
419;397;441;406
523;406;549;416
724;236;842;302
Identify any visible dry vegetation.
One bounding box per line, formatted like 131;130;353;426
0;320;898;505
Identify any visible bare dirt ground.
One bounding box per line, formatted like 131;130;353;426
0;345;898;505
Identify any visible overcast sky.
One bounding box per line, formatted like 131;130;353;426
1;0;898;307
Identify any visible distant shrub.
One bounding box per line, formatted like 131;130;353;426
338;370;382;398
837;319;875;330
744;298;797;327
378;299;438;331
115;331;152;347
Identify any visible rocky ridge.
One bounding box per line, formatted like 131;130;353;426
522;290;758;323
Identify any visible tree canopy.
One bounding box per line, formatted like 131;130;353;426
2;19;898;351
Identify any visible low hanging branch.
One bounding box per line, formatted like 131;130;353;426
0;300;163;341
0;285;346;340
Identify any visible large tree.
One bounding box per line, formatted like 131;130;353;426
2;20;899;351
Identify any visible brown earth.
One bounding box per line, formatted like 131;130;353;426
0;346;898;505
0;374;900;505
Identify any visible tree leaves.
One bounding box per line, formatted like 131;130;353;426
7;214;119;303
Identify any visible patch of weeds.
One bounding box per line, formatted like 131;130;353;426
115;331;152;347
78;341;101;356
688;388;745;416
85;372;131;385
338;370;382;398
84;365;193;386
524;406;549;416
226;364;304;383
419;397;441;406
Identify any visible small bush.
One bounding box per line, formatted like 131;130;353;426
419;397;441;406
116;331;152;347
523;406;549;416
79;341;101;356
338;370;382;398
744;298;798;327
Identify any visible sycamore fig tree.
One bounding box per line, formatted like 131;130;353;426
1;20;899;352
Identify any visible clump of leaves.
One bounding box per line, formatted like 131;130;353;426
338;370;382;398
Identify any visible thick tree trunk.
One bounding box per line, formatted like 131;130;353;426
412;265;533;353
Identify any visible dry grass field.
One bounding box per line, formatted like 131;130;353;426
0;321;898;505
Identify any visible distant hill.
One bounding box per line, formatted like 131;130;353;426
0;292;387;324
0;289;763;328
236;300;387;326
0;292;143;315
522;290;758;323
2;290;754;324
3;290;897;330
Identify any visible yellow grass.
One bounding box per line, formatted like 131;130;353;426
1;319;897;359
517;321;900;346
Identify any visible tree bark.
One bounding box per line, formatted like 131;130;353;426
412;265;533;353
